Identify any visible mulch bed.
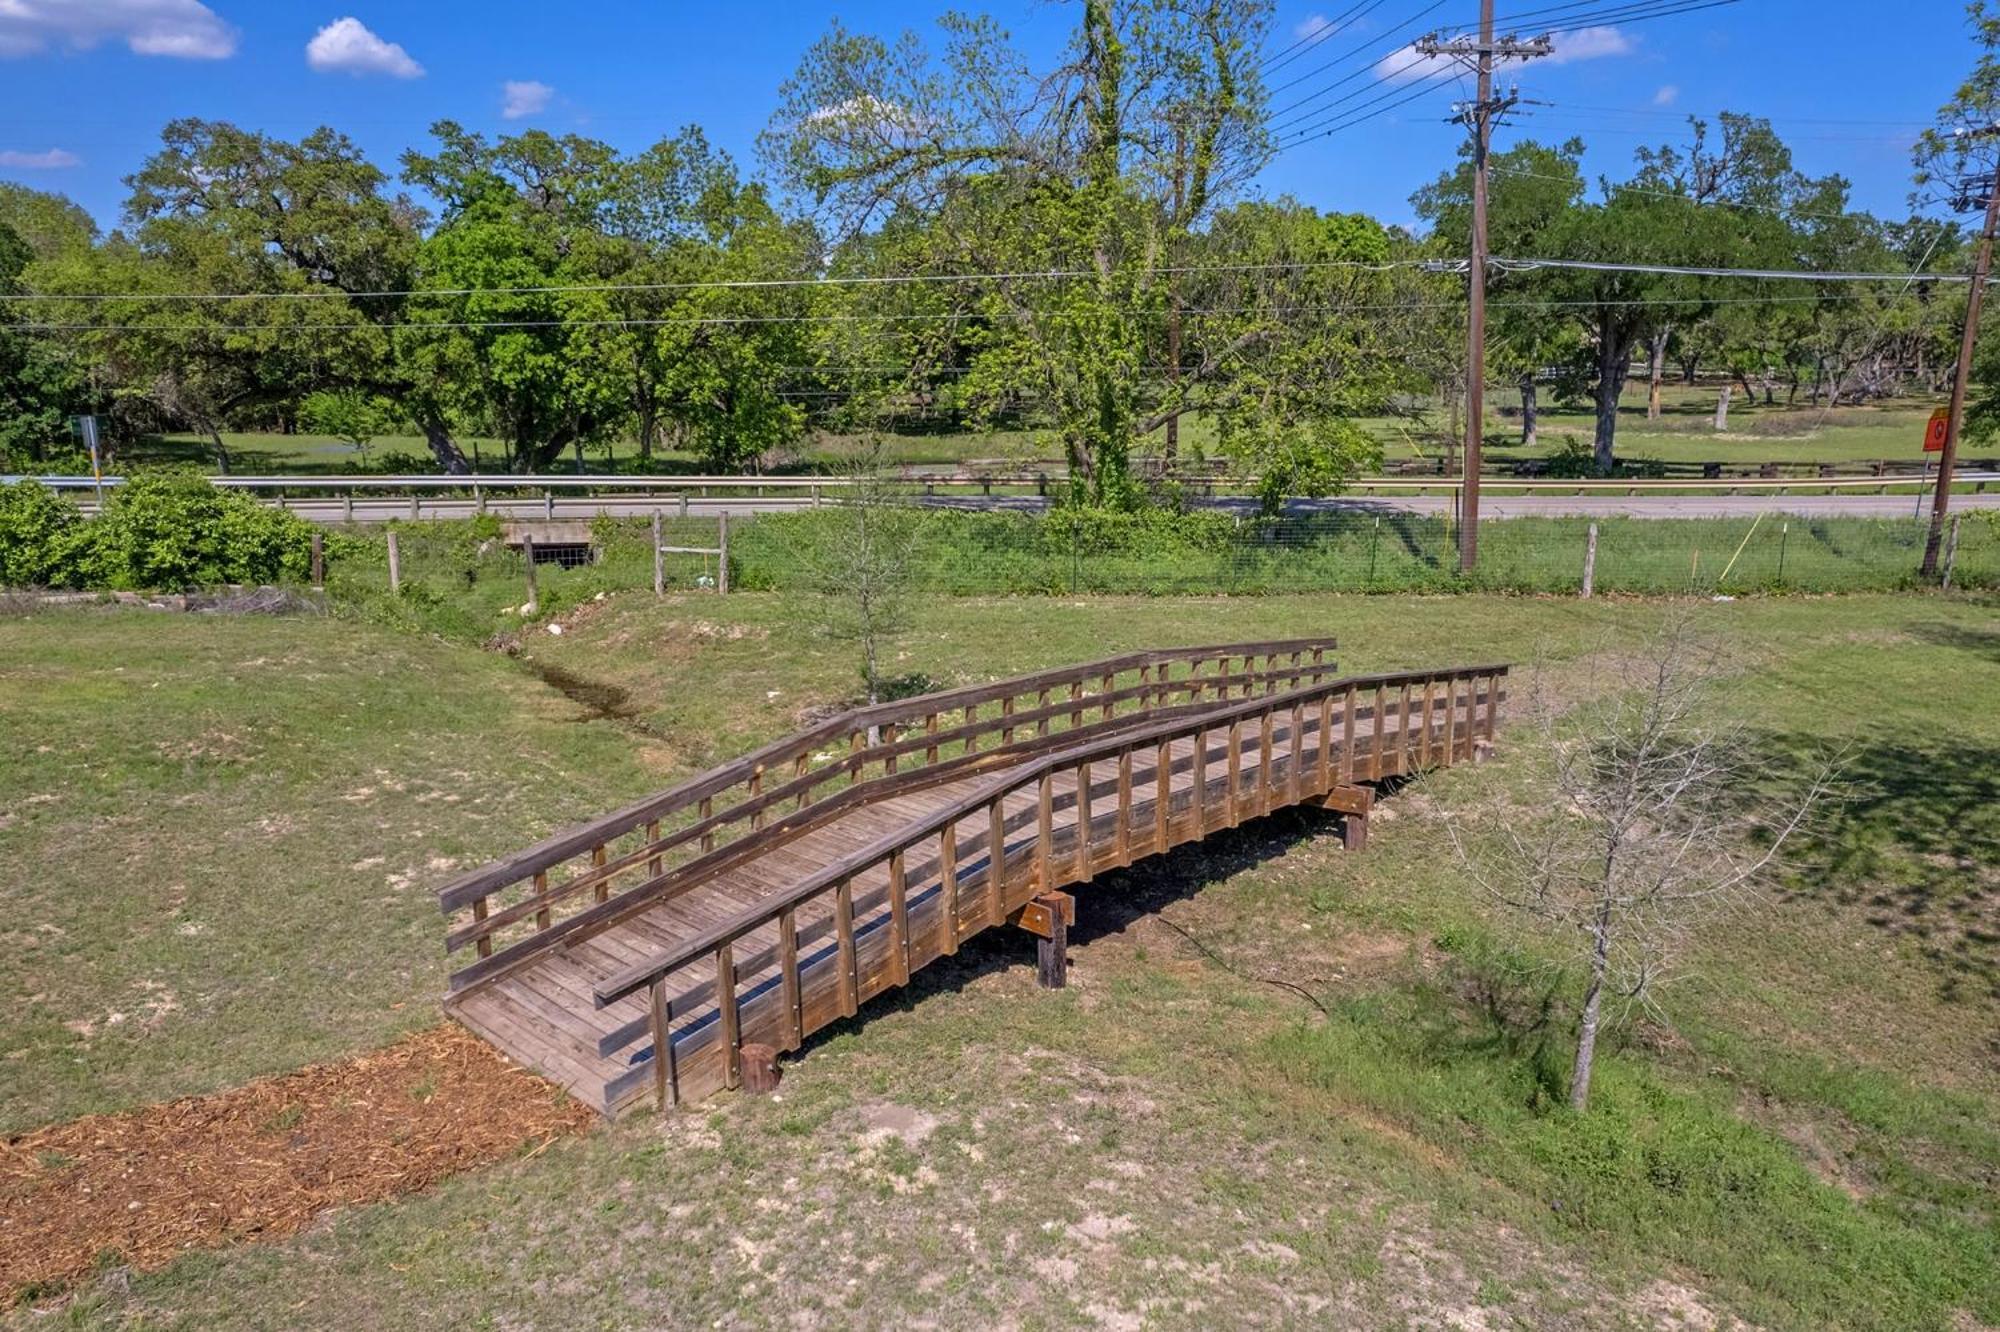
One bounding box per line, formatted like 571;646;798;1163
0;1025;595;1301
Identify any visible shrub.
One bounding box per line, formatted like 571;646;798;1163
1544;440;1668;479
83;472;318;590
1038;505;1242;556
0;480;92;587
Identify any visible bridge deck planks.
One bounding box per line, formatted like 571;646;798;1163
448;690;1472;1115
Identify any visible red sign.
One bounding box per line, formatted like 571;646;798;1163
1924;407;1950;453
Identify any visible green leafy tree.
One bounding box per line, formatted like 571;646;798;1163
399;123;634;471
764;1;1276;507
0;219;88;469
1916;2;2000;443
299;388;398;459
1415;139;1588;453
568;130;818;471
33;121;436;472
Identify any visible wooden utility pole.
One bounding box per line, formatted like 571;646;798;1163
1419;11;1549;573
1924;143;2000;578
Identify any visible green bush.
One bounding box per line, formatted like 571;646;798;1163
0;480;92;587
85;472;318;589
0;472;319;590
1038;505;1242;556
1544;439;1668;479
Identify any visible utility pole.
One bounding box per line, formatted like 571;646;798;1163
1924;132;2000;579
1419;8;1550;573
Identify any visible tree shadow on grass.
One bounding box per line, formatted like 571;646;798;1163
1906;618;2000;666
1762;730;1999;1005
794;806;1346;1058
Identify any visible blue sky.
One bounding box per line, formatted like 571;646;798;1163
0;1;1976;237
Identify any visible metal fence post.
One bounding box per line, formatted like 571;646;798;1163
1580;522;1599;598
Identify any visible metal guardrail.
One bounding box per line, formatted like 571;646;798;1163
10;471;1999;498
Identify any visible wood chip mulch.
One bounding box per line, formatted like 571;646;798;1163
0;1025;596;1301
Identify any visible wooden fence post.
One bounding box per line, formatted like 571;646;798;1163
386;530;401;593
718;512;730;595
309;532;324;589
523;535;540;614
1942;514;1961;592
1581;522;1599;599
408;494;420;521
652;510;664;597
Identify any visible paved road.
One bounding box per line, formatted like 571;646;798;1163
243;491;2000;524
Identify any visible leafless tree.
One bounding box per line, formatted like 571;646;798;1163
784;438;928;705
1445;615;1838;1111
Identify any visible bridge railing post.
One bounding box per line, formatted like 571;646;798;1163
649;978;677;1109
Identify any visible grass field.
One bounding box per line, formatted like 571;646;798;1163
108;382;1970;477
2;588;1994;1328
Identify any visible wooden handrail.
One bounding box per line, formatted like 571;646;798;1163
435;637;1336;913
591;662;1508;1013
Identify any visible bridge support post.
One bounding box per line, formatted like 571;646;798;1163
1011;891;1075;989
1314;783;1374;852
739;1042;782;1095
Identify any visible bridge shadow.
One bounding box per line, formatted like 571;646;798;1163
792;805;1346;1059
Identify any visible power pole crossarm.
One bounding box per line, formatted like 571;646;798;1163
1417;14;1552;574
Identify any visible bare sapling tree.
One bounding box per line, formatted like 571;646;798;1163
787;439;927;706
1446;616;1837;1111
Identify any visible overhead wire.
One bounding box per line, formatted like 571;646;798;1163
10;290;1904;336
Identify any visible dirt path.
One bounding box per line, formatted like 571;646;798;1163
0;1025;592;1301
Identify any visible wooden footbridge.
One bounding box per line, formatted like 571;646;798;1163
436;641;1507;1116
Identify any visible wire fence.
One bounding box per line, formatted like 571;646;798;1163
720;509;1999;597
320;509;1997;628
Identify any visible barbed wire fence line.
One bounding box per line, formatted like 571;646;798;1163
318;508;1997;617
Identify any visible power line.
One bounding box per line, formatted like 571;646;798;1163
1275;70;1463;147
0;258;1435;305
1273;0;1740;151
1269;50;1443;136
1259;0;1390;73
11;291;1897;335
13;255;1960;322
1266;0;1456;101
1488;162;1878;227
1485;256;1982;282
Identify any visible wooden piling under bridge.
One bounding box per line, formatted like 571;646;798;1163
434;641;1508;1115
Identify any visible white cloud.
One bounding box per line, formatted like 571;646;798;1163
501;79;554;119
1545;25;1635;64
0;148;82;168
1653;83;1679;106
305;17;423;78
1294;14;1333;40
0;0;236;60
